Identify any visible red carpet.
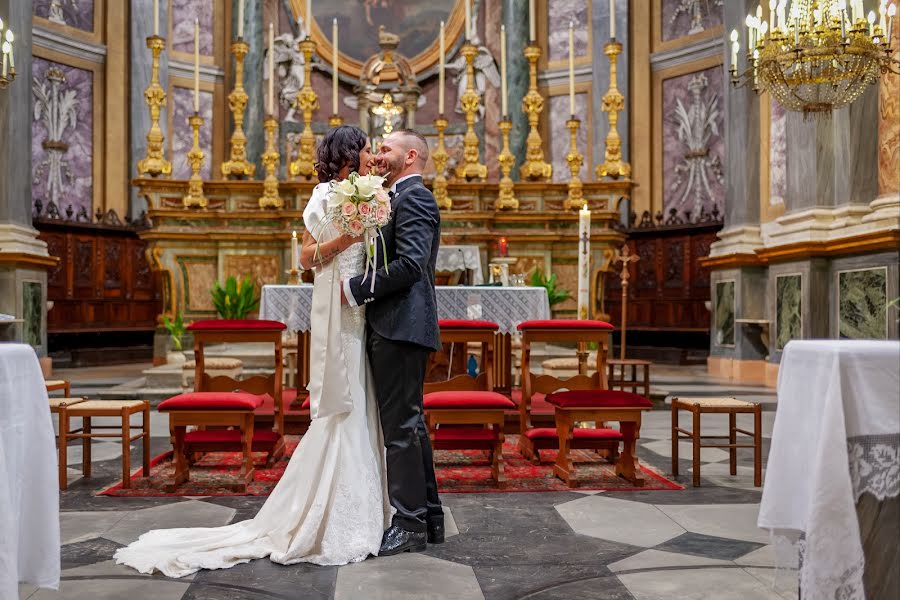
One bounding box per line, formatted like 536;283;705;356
99;435;682;497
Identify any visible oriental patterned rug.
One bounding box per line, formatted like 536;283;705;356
98;435;681;497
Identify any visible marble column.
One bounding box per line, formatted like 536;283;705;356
0;0;50;351
235;0;265;176
502;0;528;180
130;0;169;218
592;0;629;172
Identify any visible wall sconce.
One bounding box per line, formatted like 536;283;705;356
0;17;16;89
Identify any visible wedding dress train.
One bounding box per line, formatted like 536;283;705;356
114;183;390;577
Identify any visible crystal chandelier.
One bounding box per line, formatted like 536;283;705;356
0;16;15;89
730;0;899;116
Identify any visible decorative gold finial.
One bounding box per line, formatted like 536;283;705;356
258;115;283;209
597;41;631;179
137;35;172;177
290;37;319;180
432;115;452;210
563;118;584;210
182;113;207;208
496;118;518;210
221;38;256;178
453;42;487;181
520;43;552;181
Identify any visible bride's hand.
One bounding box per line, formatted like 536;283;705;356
338;233;364;250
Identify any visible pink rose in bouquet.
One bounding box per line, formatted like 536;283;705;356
374;189;390;205
358;201;372;216
375;205;389;226
342;201;357;217
348;218;365;236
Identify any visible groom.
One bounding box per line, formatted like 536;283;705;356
343;130;443;556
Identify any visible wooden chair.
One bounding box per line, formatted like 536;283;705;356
517;319;653;488
607;358;651;397
49;397;85;489
45;379;71;397
671;396;762;487
423;319;516;486
57;399;151;491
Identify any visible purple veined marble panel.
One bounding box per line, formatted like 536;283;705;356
548;0;589;62
661;0;723;42
32;57;93;218
171;87;214;180
549;93;588;183
662;65;725;220
172;0;214;55
770;98;787;205
34;0;95;32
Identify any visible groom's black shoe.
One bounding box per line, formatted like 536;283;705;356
427;515;445;544
379;525;426;556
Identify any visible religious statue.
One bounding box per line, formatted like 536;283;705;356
446;23;499;120
267;17;309;122
670;72;724;218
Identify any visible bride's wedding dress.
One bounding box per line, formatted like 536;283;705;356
114;183;391;577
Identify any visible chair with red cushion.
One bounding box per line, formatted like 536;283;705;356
424;319;515;486
516;319;652;487
157;319;287;491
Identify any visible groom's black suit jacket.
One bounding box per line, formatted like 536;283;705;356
347;175;441;352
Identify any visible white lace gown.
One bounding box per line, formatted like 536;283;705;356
114;184;391;578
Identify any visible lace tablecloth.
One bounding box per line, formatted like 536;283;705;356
261;285;550;335
0;344;60;598
758;340;900;600
436;245;484;285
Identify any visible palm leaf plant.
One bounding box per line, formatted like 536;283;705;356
529;268;572;306
211;275;260;320
162;312;186;351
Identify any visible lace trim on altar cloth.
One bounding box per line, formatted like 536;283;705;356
847;433;900;502
771;531;866;600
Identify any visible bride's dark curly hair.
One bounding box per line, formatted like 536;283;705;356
315;125;369;183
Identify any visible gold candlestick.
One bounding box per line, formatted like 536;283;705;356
496;117;518;210
432;116;452;210
290;37;319;180
182;113;207;209
520;44;552;181
453;42;487;181
258;115;283;209
564;118;584;210
328;114;344;128
221;39;256;179
596;41;631;179
137;36;172;177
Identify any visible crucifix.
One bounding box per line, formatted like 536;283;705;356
613;244;640;360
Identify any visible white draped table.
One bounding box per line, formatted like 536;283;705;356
435;245;484;285
0;344;60;599
758;340;899;600
261;285;550;389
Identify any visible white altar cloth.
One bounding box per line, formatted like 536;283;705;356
758;340;900;600
0;344;60;599
435;245;484;285
261;285;550;335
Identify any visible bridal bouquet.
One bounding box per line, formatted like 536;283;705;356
323;172;391;289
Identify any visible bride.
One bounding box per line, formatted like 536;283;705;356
114;126;392;577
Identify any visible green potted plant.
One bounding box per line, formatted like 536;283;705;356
529;268;572;309
211;275;260;320
163;312;187;366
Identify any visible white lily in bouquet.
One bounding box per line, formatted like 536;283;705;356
319;171;392;290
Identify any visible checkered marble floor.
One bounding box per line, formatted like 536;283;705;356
27;370;792;600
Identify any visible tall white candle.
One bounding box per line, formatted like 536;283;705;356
500;25;508;116
577;204;591;320
153;0;159;36
529;0;536;41
194;19;200;113
268;22;275;115
332;19;339;114
237;0;244;38
291;231;299;271
438;20;445;114
609;0;616;38
465;0;471;40
568;22;575;116
307;0;312;33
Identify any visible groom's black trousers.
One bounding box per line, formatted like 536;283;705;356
367;330;442;533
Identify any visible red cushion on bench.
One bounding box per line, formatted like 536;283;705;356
517;319;614;330
545;389;653;409
433;427;501;442
158;392;264;411
183;429;281;444
525;427;623;440
187;319;286;331
424;391;516;410
438;319;500;330
282;388;312;410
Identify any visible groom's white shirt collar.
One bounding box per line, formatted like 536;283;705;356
390;173;421;194
344;173;422;307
